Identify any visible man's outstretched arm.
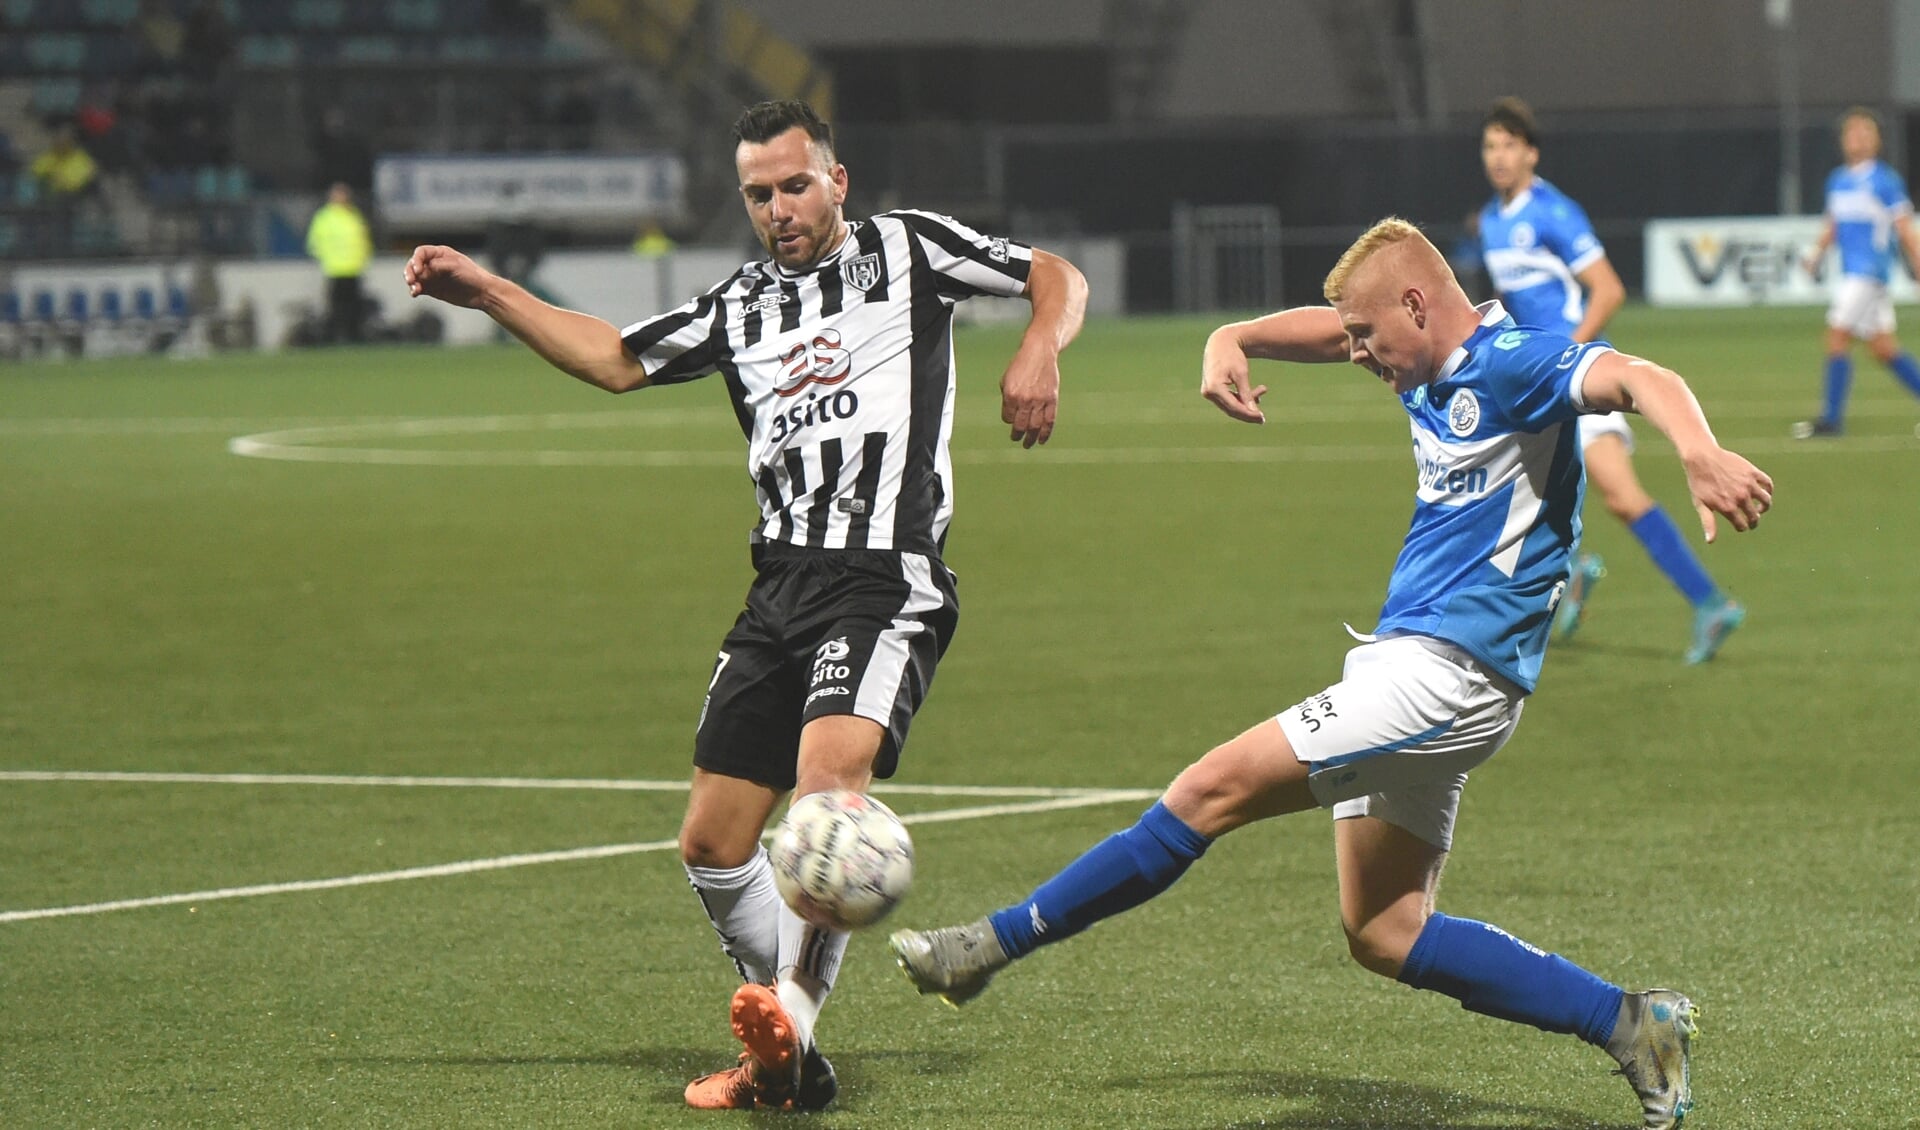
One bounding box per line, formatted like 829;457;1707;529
1000;249;1089;448
405;244;649;393
1580;350;1774;541
1201;306;1349;423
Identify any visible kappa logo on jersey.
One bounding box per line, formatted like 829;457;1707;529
842;253;882;292
1447;389;1481;437
775;329;853;397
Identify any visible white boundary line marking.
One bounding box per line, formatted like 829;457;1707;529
218;406;1915;467
0;790;1157;924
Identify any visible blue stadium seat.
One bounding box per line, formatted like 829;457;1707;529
62;288;89;325
387;0;441;31
165;285;190;320
131;286;157;320
292;0;346;30
97;287;124;323
80;0;137;26
27;33;87;74
221;164;251;201
338;35;401;63
1;291;21;325
239;35;299;66
3;0;36;25
30;291;56;322
30;77;81;116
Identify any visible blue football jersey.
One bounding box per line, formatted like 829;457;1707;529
1478;178;1605;336
1373;302;1612;693
1824;160;1913;283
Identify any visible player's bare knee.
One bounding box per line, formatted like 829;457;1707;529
679;825;760;870
1342;920;1411;979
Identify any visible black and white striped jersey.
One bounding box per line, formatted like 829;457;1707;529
619;210;1032;557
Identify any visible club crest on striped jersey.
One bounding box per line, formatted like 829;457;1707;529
1447;389;1481;436
842;253;882;292
775;328;853;397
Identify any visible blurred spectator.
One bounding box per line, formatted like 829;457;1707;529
632;222;675;258
306;182;373;344
31;125;99;201
132;0;186;76
74;84;134;172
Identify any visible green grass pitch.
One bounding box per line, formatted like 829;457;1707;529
3;305;1917;1127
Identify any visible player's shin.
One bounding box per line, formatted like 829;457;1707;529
774;904;848;1051
686;847;782;984
988;801;1211;958
1396;912;1624;1046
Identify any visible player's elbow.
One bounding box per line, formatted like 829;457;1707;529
576;355;649;393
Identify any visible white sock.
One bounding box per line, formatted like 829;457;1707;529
775;903;848;1050
685;847;781;985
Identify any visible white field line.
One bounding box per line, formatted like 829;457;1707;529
0;789;1157;924
217;404;1915;467
0;770;1127;798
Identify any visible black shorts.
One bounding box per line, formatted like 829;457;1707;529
693;542;960;790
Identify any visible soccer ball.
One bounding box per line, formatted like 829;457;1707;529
770;790;914;931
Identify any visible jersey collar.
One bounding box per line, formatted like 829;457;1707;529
1435;300;1512;383
1497;185;1535;218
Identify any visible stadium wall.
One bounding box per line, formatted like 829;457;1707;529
2;240;1125;358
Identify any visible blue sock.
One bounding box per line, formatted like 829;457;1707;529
1398;913;1624;1046
987;801;1210;958
1888;352;1920;398
1822;355;1853;425
1629;505;1719;607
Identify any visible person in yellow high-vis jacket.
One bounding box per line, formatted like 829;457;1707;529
306;182;373;343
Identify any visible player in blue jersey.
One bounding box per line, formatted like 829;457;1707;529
1793;106;1920;439
890;219;1772;1130
1479;97;1745;664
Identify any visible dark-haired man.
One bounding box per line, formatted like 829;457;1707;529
1478;96;1744;664
404;99;1088;1111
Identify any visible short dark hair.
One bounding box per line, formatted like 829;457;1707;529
1483;96;1537;148
732;100;834;156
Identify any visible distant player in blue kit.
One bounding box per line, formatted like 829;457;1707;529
1794;106;1920;439
890;219;1773;1130
1479;96;1745;664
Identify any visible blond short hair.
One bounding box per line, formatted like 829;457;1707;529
1324;217;1428;303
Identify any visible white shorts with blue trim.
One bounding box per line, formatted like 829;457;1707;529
1577;410;1634;453
1827;275;1896;339
1276;634;1525;851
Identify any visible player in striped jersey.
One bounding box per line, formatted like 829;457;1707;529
404;99;1088;1111
892;220;1772;1130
